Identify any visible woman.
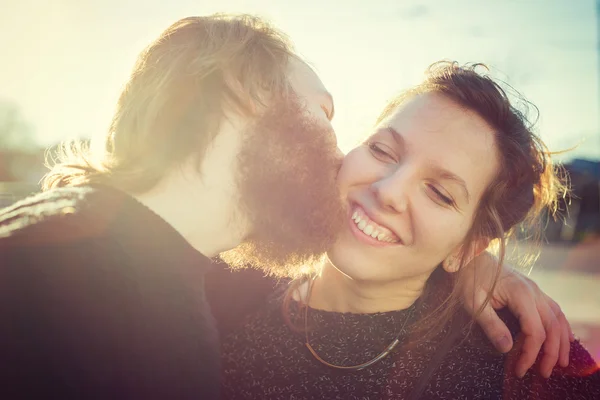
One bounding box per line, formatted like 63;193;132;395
220;62;600;399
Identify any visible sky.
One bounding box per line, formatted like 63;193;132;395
0;0;598;160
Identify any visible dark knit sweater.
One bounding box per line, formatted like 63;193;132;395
221;284;600;400
0;185;220;399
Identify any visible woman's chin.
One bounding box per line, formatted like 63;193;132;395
327;248;377;281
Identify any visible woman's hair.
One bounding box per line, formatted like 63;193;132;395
42;14;295;193
282;61;568;343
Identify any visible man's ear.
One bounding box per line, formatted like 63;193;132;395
442;238;491;274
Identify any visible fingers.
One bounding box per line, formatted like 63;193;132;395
475;302;514;353
508;293;545;378
514;328;546;378
536;301;560;379
474;263;573;378
546;295;571;368
464;283;514;353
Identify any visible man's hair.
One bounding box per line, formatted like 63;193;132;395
43;14;295;193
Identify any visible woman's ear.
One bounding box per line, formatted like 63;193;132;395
442;238;490;273
442;253;461;273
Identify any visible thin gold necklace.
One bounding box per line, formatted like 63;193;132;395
304;277;415;371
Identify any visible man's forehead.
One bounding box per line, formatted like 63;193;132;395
287;58;330;98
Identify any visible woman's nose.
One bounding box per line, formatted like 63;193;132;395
370;169;411;214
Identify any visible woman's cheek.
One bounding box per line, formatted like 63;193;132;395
413;200;460;245
337;149;380;187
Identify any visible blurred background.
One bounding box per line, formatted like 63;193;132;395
1;0;599;361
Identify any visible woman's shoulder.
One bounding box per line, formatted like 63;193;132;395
455;308;600;399
501;337;600;399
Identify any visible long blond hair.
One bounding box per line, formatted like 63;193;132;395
43;14;295;193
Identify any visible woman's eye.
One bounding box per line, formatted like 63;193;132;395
367;142;397;163
428;184;455;206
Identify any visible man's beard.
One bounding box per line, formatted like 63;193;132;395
219;97;346;278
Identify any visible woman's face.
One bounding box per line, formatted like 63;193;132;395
328;93;500;283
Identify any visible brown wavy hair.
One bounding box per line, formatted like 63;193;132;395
43;14;295;193
283;61;568;344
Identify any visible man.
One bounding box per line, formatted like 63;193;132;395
0;14;571;399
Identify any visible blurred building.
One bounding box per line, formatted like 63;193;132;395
0;148;45;208
543;159;600;244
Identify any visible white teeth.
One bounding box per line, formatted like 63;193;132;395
352;208;400;243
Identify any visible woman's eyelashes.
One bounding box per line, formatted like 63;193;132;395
427;184;456;207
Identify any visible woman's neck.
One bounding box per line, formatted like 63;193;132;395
308;259;428;314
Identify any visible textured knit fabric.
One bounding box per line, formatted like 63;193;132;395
0;185;220;399
221;284;600;399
